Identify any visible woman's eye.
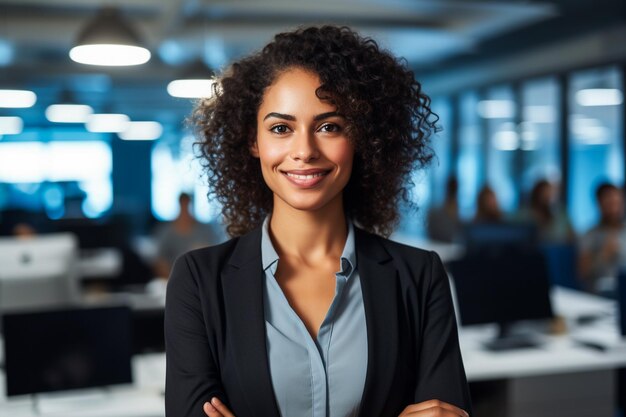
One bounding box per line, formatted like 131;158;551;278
319;123;341;133
270;124;290;134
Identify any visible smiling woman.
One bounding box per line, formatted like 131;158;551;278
166;25;472;417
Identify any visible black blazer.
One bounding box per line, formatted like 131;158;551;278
164;226;472;417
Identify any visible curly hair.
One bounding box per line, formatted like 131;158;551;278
193;25;437;237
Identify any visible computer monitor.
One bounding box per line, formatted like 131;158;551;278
2;306;133;397
463;222;538;250
51;218;129;249
0;233;80;312
447;246;554;350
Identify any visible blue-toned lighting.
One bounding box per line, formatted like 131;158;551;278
0;40;14;66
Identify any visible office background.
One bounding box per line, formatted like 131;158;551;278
0;1;625;416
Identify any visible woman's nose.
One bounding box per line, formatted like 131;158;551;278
290;131;319;162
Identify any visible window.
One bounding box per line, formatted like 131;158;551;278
483;85;518;213
151;134;220;223
520;77;561;197
457;91;483;220
567;66;624;233
0;140;112;218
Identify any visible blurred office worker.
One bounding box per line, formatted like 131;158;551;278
473;185;503;223
153;193;221;278
520;179;574;244
579;182;626;294
427;176;463;243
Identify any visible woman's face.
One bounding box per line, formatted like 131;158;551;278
251;67;354;213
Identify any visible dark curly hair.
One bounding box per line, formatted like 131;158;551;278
193;25;437;237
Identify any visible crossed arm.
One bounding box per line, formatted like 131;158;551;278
203;397;469;417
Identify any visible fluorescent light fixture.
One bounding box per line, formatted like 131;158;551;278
0;116;23;135
575;88;623;107
86;113;130;133
523;105;556;123
477;100;515;119
168;60;215;99
167;79;215;99
493;130;519;151
570;116;610;144
46;104;94;123
70;44;150;66
70;7;150;66
119;121;163;140
0;89;37;108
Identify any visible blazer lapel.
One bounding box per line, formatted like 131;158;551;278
355;228;400;417
221;227;281;417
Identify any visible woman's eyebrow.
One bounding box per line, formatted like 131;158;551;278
263;112;295;121
263;111;342;122
313;111;341;121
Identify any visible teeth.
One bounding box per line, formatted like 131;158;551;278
286;172;325;180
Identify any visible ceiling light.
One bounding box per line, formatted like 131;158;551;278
522;105;556;123
570;115;610;144
119;121;163;140
477;100;515;119
575;88;623;106
0;116;24;135
46;89;94;123
167;60;215;99
46;104;94;123
86;113;130;133
69;7;151;66
493;130;519;151
0;89;37;108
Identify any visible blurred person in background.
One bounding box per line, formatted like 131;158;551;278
427;176;463;243
579;182;626;294
520;179;574;244
153;193;220;278
473;185;502;223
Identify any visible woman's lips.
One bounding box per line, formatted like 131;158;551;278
281;169;331;188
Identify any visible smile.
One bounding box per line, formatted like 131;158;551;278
285;172;326;179
281;169;331;188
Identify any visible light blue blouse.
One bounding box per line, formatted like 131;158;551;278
261;218;368;417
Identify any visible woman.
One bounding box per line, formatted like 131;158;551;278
165;26;471;417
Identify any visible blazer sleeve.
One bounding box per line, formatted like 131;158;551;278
413;251;473;415
165;254;225;417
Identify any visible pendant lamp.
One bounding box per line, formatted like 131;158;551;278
46;89;94;123
167;60;215;99
70;6;151;66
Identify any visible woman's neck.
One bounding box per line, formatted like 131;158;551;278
269;197;347;265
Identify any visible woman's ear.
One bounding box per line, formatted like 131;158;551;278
250;140;260;158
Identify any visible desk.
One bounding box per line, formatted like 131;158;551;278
0;354;165;417
0;287;623;417
460;287;625;417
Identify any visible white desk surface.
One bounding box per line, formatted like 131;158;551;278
461;286;626;381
